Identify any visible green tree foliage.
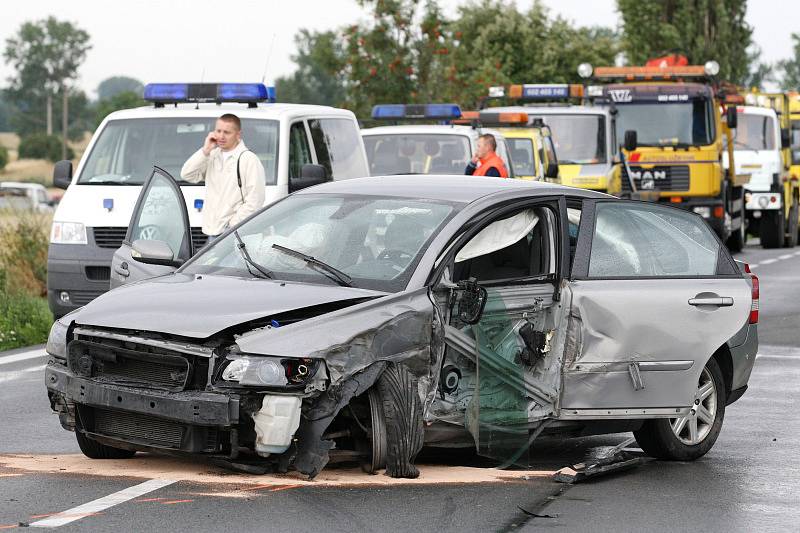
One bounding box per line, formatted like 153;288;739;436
96;76;144;101
0;146;8;171
616;0;752;84
94;91;146;127
0;92;10;131
275;30;347;106
777;33;800;91
18;133;74;162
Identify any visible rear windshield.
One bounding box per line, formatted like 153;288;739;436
77;118;279;186
364;134;471;175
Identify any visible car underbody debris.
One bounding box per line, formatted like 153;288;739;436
552;437;651;483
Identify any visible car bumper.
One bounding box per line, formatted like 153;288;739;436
47;241;114;318
46;362;241;454
727;323;758;405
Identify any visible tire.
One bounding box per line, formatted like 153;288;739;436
75;430;136;459
376;363;424;478
634;357;726;461
726;190;746;253
760;207;785;249
785;200;799;248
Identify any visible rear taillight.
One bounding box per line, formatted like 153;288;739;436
744;263;759;324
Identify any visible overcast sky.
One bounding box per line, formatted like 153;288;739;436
0;0;796;98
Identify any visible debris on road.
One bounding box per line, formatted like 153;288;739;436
553;437;651;484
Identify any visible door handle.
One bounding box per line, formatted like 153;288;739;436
688;296;733;307
114;261;129;278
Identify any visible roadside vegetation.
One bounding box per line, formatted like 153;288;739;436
0;209;52;350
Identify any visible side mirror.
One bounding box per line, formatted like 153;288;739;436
726;106;738;129
130;239;181;267
289;164;330;193
781;129;791;149
455;278;487;325
53;160;73;190
623;130;638;152
544;161;559;179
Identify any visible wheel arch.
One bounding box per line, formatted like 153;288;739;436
710;344;733;401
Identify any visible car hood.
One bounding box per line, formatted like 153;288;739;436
72;273;386;338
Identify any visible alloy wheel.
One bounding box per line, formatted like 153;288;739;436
669;367;717;446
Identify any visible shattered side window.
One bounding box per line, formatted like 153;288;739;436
588;203;719;277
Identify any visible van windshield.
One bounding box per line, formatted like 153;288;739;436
77;118;279;186
363;134;471;175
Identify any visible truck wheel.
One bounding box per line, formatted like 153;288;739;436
633;357;725;461
760;207;785;249
726;203;746;253
75;431;136;459
785;201;799;248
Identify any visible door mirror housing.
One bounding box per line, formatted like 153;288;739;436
130;239;181;267
623;130;638;152
53;160;73;190
726;106;738;129
781;128;791;149
455;278;488;325
544;161;559;179
289;164;330;193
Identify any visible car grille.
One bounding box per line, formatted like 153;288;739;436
93;408;185;448
92;226;207;250
621;165;690;192
96;352;189;389
70;289;105;306
85;266;110;281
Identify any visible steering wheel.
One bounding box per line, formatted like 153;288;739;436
376;249;413;269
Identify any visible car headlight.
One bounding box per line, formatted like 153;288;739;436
758;196;769;209
46;319;69;360
51;221;87;244
220;355;319;387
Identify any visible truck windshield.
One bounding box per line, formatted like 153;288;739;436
534;114;606;164
77;118;279;186
730;114;776;151
615;99;714;147
363;134;471;175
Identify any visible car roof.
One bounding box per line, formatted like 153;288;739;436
738;105;777;117
361;124;478;136
491;105;611;116
103;102;356;122
297;175;610;204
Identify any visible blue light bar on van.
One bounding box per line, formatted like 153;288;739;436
143;83;276;105
371;103;462;120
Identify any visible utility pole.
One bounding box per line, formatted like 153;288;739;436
61;85;68;161
46;93;53;135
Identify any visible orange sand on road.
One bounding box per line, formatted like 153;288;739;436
0;454;553;488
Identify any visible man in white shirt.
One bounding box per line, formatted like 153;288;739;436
181;114;266;238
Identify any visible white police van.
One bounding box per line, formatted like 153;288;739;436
47;83;369;318
361;104;514;176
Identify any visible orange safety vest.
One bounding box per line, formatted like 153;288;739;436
473;152;509;178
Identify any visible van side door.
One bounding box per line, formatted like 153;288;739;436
307;118;370;179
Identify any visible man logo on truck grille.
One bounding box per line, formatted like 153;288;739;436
630;169;667;190
608;89;632;103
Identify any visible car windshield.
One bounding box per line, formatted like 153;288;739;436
615;99;714;147
728;113;776;151
77;118;279;186
0;188;30;210
533;114;606;164
363;134;471;175
507;137;535;175
182;194;457;292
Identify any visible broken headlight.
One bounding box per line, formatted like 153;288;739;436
46;319;69;361
220;355;320;387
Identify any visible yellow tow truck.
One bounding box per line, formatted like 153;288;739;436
582;60;750;252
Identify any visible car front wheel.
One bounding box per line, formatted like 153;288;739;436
633;357;726;461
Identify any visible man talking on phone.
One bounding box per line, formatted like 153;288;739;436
181;113;266;239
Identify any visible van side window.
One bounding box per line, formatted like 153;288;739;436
289;122;313;180
308;119;368;179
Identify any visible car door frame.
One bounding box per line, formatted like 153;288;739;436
110;166;194;288
560;197;749;420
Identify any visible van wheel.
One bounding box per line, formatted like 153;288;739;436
785;200;798;248
75;431;136;459
633;357;725;461
760;207;785;248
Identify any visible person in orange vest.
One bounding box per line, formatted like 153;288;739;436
464;133;509;178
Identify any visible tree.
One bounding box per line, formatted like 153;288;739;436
3;17;91;158
275;30;346;106
94;91;146;127
96;76;144;101
0;92;10;131
617;0;752;84
777;33;800;91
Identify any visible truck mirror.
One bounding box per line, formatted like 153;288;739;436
545;161;559;179
781;129;791;149
289;164;330;193
623;130;637;152
726;106;738;129
53;160;73;190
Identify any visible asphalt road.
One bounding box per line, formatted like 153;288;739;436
0;242;798;532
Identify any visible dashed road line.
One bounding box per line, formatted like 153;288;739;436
778;254;794;260
0;348;46;366
0;364;46;384
760;258;778;265
29;478;177;528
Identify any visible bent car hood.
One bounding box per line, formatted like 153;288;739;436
72;273;385;338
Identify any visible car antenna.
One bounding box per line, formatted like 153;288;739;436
260;33;277;86
197;65;206;110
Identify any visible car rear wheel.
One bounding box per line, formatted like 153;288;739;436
75;431;136;459
633;357;725;461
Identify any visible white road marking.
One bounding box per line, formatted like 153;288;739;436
0;348;46;366
749;263;760;269
794;251;800;256
30;478;177;528
760;258;778;265
778;254;794;260
0;364;46;384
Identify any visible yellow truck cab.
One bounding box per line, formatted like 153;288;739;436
483;84;616;191
584;61;749;252
456;110;558;181
790;93;800;182
727;94;799;248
